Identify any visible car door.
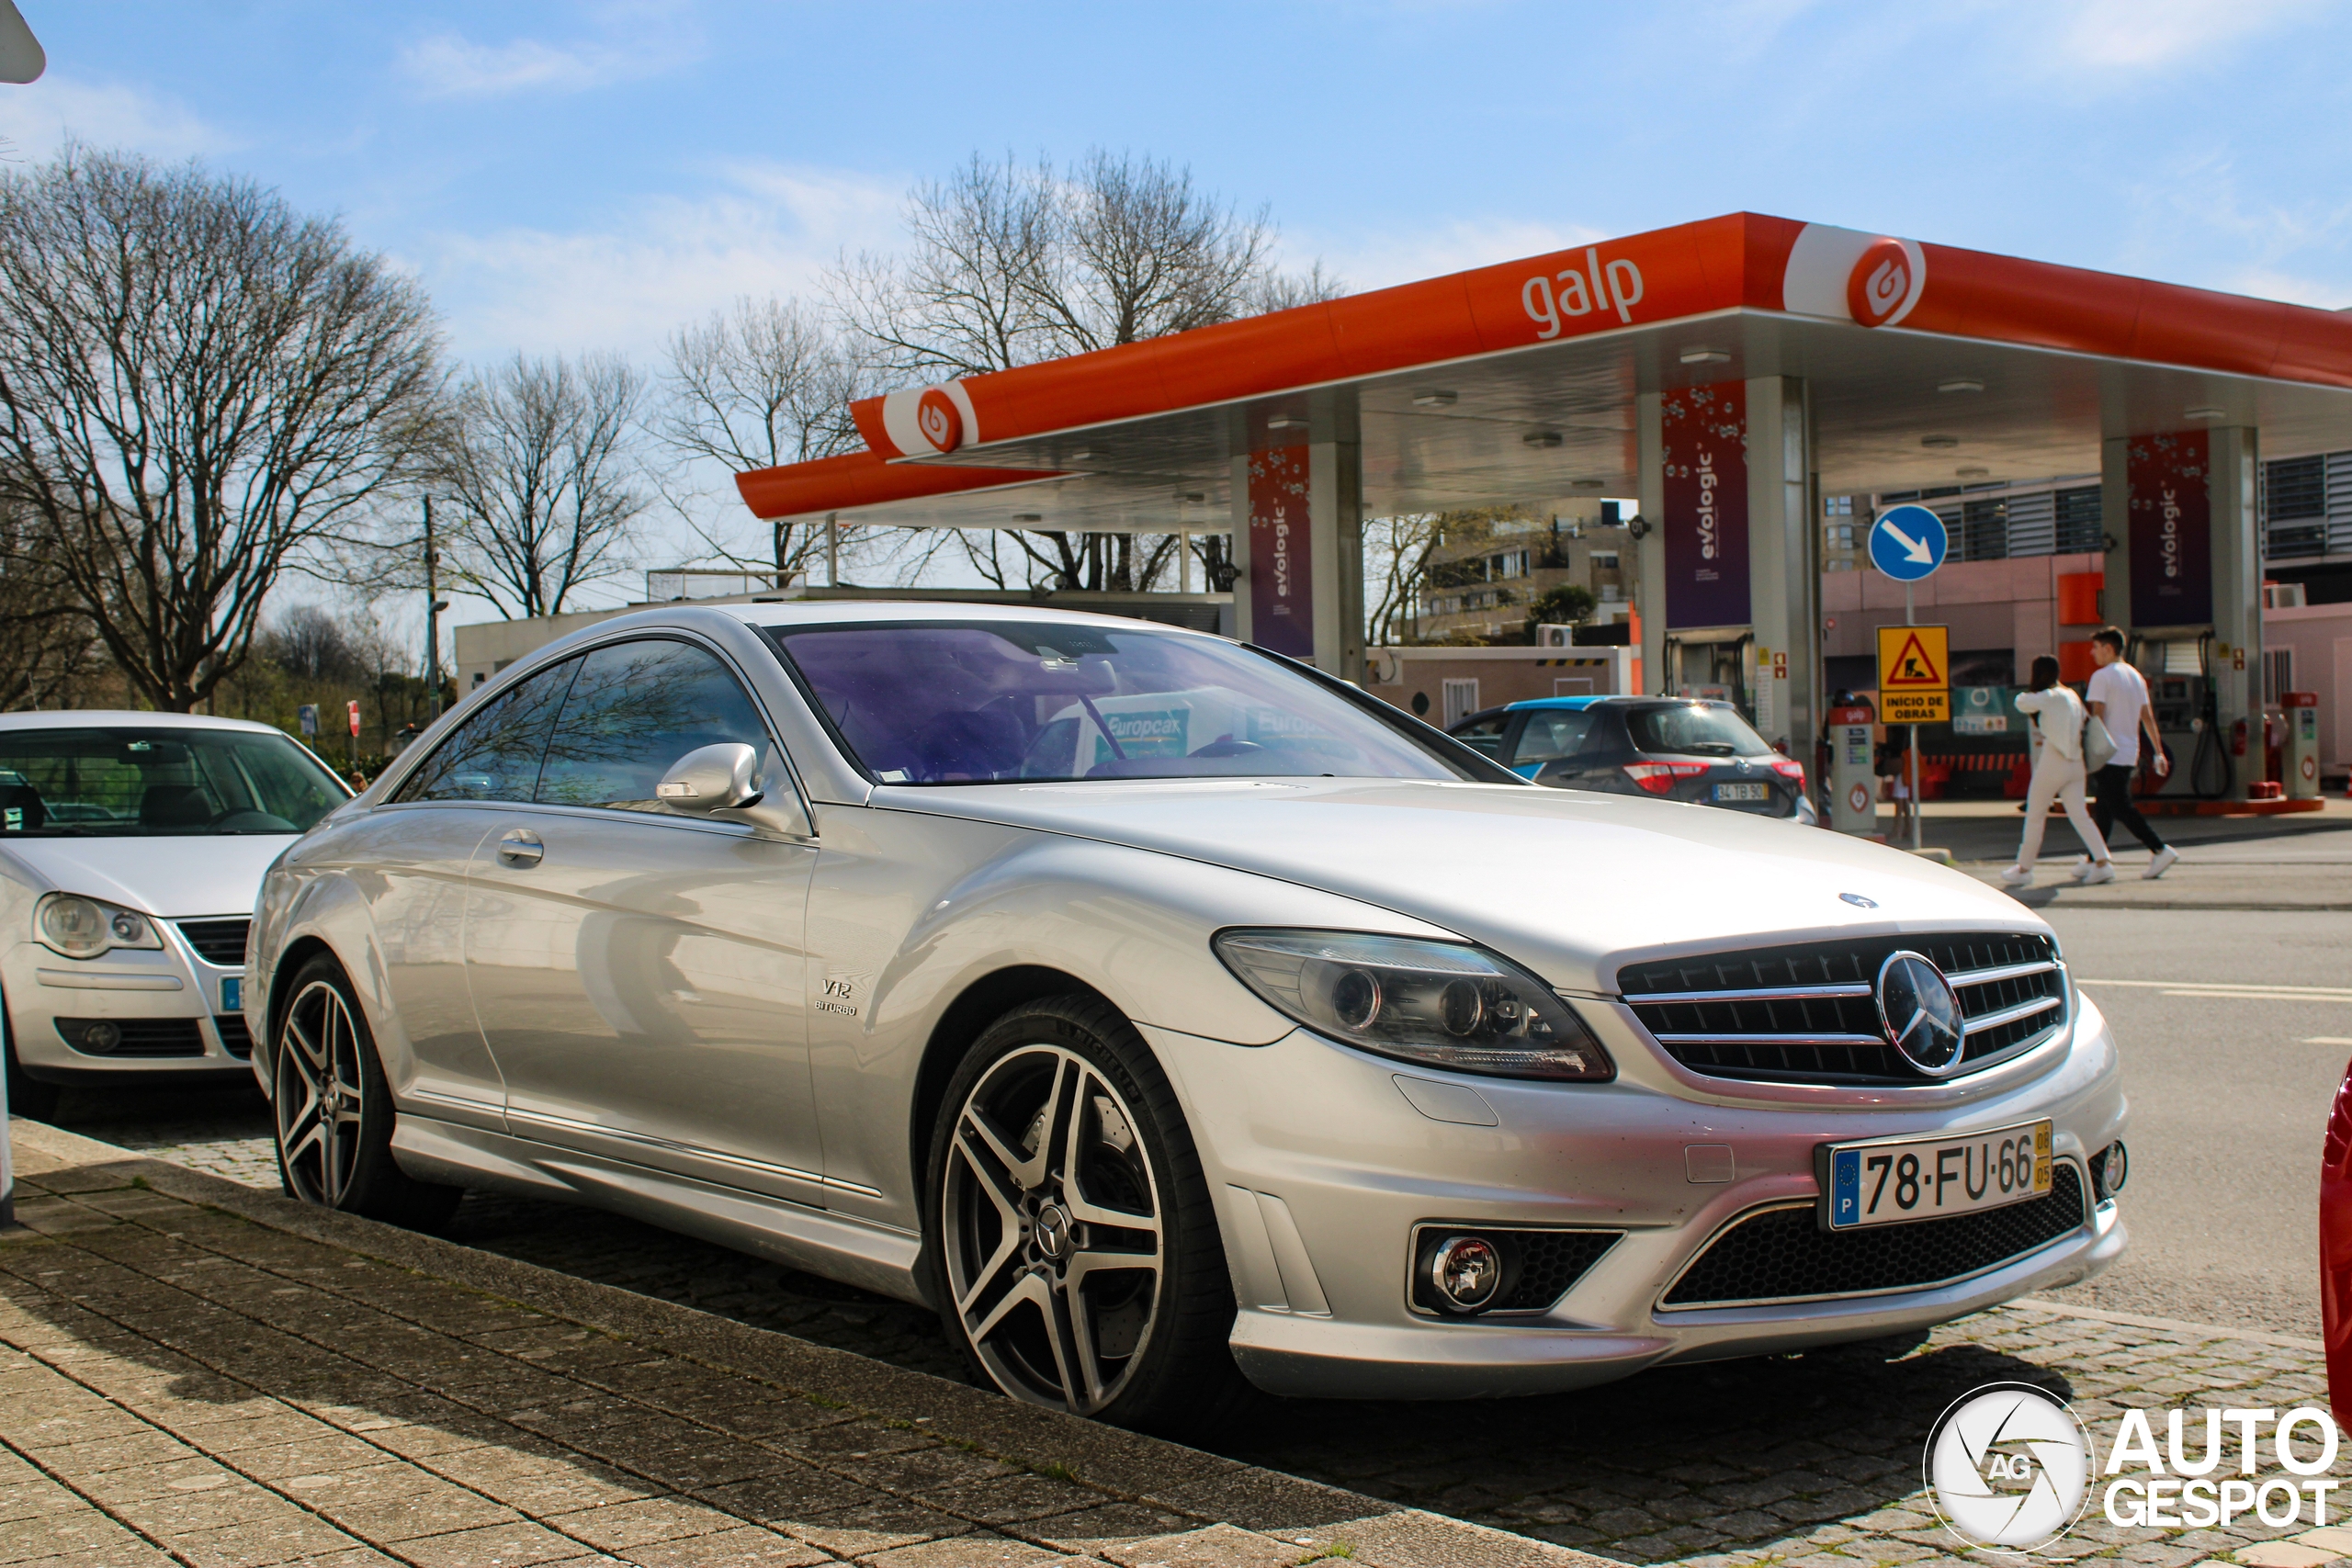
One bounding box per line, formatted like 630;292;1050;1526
339;657;578;1127
463;635;826;1202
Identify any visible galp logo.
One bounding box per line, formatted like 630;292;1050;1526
1847;236;1923;328
916;388;963;453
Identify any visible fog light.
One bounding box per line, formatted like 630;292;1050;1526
82;1021;121;1054
1430;1235;1501;1311
2098;1141;2129;1198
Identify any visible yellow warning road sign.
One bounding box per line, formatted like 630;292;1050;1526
1877;624;1950;724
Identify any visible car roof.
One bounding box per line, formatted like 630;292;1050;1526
1502;695;1645;712
713;598;1216;637
0;710;290;736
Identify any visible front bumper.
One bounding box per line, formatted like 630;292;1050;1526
3;933;254;1085
1144;992;2126;1400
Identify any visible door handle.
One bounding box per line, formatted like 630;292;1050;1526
497;828;544;867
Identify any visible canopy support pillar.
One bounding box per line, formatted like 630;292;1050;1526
1229;437;1364;682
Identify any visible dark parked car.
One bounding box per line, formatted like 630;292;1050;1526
1450;696;1815;822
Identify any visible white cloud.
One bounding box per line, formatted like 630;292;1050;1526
0;73;230;163
398;5;702;98
1305;216;1611;296
2226;268;2352;310
414;162;905;364
2047;0;2325;69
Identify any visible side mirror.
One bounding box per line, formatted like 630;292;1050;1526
656;743;811;839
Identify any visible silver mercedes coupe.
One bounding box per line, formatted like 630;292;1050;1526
247;602;2126;1430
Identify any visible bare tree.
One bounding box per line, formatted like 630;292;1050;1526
1364;513;1443;646
0;502;101;708
834;151;1340;589
436;353;646;619
0;148;443;711
648;297;867;583
831;152;1057;381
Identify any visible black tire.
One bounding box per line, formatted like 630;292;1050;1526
271;953;459;1230
923;994;1254;1437
3;1000;60;1122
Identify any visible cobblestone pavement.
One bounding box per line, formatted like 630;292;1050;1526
33;1098;2352;1568
0;1122;1571;1568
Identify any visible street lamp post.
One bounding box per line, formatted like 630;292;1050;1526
424;498;449;720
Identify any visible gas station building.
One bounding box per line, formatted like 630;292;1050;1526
738;212;2352;809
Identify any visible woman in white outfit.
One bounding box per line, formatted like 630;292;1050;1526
2004;656;2112;886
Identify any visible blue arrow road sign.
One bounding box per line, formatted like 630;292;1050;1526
1869;503;1948;582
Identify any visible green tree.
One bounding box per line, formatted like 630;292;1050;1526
1523;582;1597;640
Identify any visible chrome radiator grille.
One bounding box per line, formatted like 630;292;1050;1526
1619;932;2065;1085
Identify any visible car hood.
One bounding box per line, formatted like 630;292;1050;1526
872;778;2045;991
0;834;291;919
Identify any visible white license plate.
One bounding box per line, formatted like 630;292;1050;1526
1714;781;1770;801
1821;1120;2052;1230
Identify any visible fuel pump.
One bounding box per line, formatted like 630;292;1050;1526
1827;694;1879;837
2137;633;2229;800
2285;691;2322;801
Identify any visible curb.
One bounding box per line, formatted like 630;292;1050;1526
7;1118;1606;1568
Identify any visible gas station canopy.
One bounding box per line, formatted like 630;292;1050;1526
733;211;2352;801
736;212;2352;530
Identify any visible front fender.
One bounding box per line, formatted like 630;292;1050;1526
814;809;1465;1229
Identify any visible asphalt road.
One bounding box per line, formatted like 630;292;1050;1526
2035;905;2352;1337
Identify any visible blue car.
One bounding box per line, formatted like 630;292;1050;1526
1450;695;1817;823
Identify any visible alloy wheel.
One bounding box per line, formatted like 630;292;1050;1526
943;1043;1165;1416
275;979;367;1208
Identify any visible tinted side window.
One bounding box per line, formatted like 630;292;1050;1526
536;639;772;813
393;659;577;803
1510;711;1597;765
1452;714;1510;757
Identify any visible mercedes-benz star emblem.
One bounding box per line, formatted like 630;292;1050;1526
1877;950;1965;1074
1034;1203;1072;1260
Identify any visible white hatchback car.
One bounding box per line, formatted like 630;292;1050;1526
248;604;2127;1431
2;712;351;1120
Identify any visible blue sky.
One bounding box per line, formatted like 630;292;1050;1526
6;0;2351;613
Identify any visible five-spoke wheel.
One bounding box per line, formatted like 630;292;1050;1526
268;953;459;1228
944;1042;1165;1415
930;996;1250;1434
275;976;367;1208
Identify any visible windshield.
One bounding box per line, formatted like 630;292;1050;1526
766;621;1463;785
1625;702;1772;758
0;727;351;836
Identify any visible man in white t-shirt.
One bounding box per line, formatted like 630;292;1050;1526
2084;628;2177;880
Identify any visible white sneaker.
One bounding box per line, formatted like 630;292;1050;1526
2144;846;2179;880
2068;856;2096;883
2080;861;2117;885
1999;864;2033;886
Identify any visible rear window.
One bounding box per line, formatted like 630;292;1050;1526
1625;702;1771;758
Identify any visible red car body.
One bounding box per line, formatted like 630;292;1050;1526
2323;1055;2352;1425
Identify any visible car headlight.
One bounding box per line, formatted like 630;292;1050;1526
35;893;164;959
1213;929;1614;1081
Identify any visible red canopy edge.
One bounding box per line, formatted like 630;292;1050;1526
734;450;1063;521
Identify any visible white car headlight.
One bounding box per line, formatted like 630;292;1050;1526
1213;929;1614;1081
35;893;164;959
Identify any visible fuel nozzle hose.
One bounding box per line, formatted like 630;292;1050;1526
2189;632;2229;799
